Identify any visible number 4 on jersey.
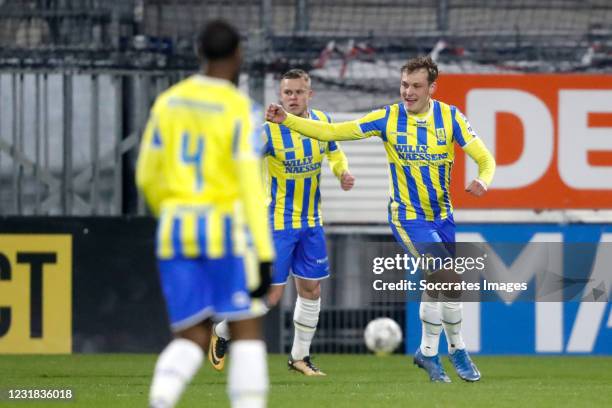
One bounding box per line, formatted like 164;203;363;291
181;131;205;191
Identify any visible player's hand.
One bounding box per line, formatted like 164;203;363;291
466;178;487;197
340;171;355;191
265;104;287;124
250;261;272;298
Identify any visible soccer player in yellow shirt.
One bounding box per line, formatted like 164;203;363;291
266;56;495;383
137;21;273;408
210;69;355;376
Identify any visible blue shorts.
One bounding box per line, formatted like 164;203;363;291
158;253;264;332
389;215;456;261
272;226;330;285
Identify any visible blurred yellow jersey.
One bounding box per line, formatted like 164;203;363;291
136;75;273;261
264;109;348;230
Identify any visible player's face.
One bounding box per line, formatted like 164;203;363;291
280;78;313;117
400;69;435;114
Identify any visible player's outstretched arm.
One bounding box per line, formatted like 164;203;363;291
463;138;495;197
266;103;366;142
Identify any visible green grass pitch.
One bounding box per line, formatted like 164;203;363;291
0;354;611;407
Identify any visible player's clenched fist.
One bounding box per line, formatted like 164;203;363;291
265;103;287;123
465;178;488;197
340;170;355;191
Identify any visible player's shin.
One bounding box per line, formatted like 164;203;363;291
228;340;268;408
291;295;320;360
149;338;204;408
419;299;443;356
440;301;466;353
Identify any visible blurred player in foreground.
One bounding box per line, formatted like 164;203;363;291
211;69;355;376
137;20;273;408
266;56;495;383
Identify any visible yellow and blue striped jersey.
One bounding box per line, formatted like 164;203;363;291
282;100;495;223
136;75;273;261
264;109;348;230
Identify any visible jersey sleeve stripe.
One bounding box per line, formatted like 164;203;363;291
451;106;467;147
381;105;391;141
357;106;391;139
359;120;380;134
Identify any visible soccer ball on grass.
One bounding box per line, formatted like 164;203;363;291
364;317;403;355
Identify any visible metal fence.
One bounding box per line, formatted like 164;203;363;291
0;69;192;215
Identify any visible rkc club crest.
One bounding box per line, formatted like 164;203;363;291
436;128;446;144
318;141;326;154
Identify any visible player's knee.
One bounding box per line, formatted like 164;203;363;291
308;284;321;300
297;280;320;300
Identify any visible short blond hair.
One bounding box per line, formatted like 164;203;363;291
281;69;311;86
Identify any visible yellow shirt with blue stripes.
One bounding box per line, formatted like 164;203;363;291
264;109;349;231
136;75;274;262
281;100;495;223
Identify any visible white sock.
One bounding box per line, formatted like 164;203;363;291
419;301;442;357
215;320;231;340
149;338;204;408
441;301;466;353
214;301;270;342
228;340;268;408
291;296;320;360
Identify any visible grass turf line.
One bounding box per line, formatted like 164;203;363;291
0;354;610;407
